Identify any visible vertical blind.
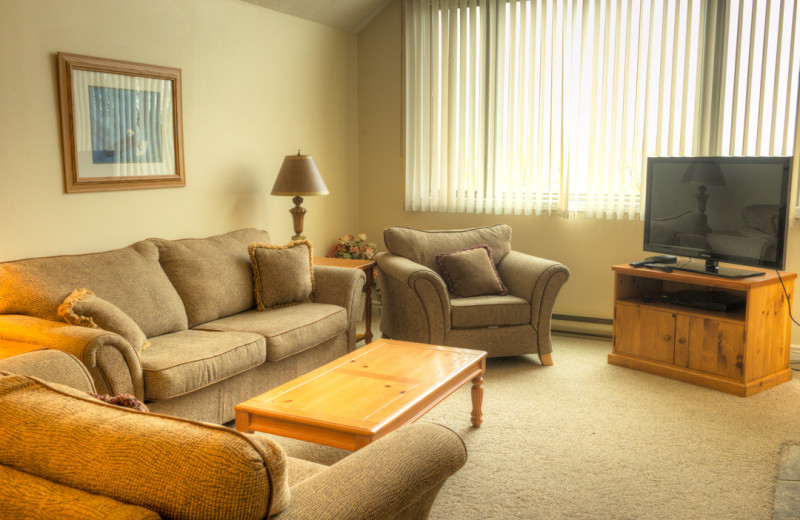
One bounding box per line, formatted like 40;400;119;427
404;0;800;218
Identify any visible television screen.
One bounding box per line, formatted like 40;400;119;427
643;156;791;274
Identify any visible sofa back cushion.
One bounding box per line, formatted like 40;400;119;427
0;241;187;338
0;373;289;518
384;225;513;275
149;228;270;328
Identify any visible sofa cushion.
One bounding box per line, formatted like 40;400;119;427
0;241;187;338
249;240;315;310
58;289;150;353
197;303;346;362
384;225;512;275
0;372;289;518
450;295;531;328
149;228;271;328
0;465;161;520
141;330;266;401
436;245;508;298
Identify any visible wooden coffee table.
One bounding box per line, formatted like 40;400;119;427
235;338;487;451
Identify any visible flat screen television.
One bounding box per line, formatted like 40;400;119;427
643;156;792;278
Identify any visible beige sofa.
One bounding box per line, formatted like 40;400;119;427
0;229;366;424
0;349;467;520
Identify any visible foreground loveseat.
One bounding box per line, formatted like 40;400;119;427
0;229;365;424
0;350;467;520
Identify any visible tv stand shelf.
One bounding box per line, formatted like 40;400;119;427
609;264;795;396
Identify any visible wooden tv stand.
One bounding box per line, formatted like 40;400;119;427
609;264;795;396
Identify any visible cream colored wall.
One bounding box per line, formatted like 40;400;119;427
357;0;800;345
0;0;358;262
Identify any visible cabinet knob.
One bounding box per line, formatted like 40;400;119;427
663;335;671;342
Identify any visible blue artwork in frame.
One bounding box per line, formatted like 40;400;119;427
87;86;163;164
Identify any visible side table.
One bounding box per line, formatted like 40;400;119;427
314;257;377;344
0;340;47;360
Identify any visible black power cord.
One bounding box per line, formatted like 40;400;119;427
775;270;800;372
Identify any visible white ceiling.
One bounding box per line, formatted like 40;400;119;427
242;0;391;33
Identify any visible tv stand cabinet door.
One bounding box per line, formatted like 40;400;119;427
674;315;744;380
614;304;675;364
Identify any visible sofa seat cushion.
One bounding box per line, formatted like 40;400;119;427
0;240;187;338
141;330;266;401
196;303;347;362
149;228;270;328
450;295;531;328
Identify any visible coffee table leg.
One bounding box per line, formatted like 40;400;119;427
470;359;486;427
235;411;253;433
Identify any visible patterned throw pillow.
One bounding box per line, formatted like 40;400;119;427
436;245;508;298
249;240;315;310
58;289;150;353
91;393;149;412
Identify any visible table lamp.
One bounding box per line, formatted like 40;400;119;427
271;151;329;240
680;161;725;214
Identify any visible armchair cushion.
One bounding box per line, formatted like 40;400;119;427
450;295;530;328
384;224;512;275
249;240;315;310
436;245;508;298
58;289;150;353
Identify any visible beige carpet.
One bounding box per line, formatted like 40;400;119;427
270;335;800;519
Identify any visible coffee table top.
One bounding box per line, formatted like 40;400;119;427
236;339;486;439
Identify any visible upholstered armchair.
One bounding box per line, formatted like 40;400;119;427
376;225;570;365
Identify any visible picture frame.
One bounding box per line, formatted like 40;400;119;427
57;52;185;193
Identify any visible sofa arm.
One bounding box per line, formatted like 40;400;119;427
376;252;451;345
0;350;96;393
497;251;570;355
0;314;143;399
0;465;160;520
314;265;367;350
277;422;467;520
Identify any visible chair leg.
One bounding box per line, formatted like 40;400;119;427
539;353;553;366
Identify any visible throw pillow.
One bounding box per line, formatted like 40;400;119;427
249;240;315;310
58;289;150;353
436;245;508;298
91;393;149;412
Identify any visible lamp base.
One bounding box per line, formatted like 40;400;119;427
290;195;307;241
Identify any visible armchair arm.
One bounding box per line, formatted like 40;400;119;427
497;251;570;354
313;266;367;350
277;423;467;520
375;252;451;344
0;314;143;399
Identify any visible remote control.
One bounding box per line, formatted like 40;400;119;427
629;254;677;268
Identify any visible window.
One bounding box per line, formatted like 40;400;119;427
404;0;800;218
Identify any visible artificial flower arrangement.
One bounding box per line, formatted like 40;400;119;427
328;233;380;301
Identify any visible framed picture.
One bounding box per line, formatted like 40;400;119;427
57;52;185;193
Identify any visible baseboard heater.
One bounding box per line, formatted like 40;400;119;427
551;314;613;338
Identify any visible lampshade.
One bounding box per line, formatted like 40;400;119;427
680;162;726;186
271;153;329;196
